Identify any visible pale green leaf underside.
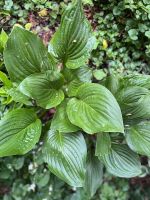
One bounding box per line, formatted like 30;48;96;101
85;155;103;198
4;27;55;83
0;109;42;157
43;130;87;187
51;100;79;133
101;144;142;178
67;83;124;134
19;73;64;109
126;122;150;156
50;0;95;69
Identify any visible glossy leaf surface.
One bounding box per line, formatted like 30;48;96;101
4;27;55;83
0;109;42;157
43;130;87;187
19;71;64;109
126;122;150;156
67;83;124;134
50;0;95;69
51;100;79;132
101;144;141;178
85;155;103;198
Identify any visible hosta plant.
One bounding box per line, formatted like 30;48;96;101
1;0;150;198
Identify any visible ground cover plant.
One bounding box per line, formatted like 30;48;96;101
1;0;150;199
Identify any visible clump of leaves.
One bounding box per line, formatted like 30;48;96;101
1;0;150;198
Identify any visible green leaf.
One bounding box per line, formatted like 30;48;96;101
93;69;106;80
95;133;111;157
117;86;150;121
67;83;124;134
50;0;95;69
34;171;50;188
101;144;142;178
7;87;31;105
82;0;93;6
122;74;150;90
63;66;92;83
67;79;84;97
126;122;150;156
0;109;42;157
4;27;56;83
104;74;120;95
85;155;103;198
0;71;12;88
43;130;87;187
75;66;92;82
128;29;138;40
63;66;92;97
19;71;64;109
0;29;8;53
51;100;79;132
145;30;150;38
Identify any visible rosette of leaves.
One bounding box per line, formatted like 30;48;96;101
1;0;150;198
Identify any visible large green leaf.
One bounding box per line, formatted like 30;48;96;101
85;154;103;198
51;100;79;132
19;71;64;109
95;133;111;157
67;83;124;134
122;74;150;90
0;109;42;157
43;130;87;187
50;0;95;69
126;122;150;156
101;144;142;178
4;27;56;83
117;86;150;121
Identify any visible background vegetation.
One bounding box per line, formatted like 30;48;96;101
0;0;150;199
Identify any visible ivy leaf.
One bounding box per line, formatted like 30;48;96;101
19;71;64;109
0;109;42;157
145;30;150;39
117;86;150;121
100;144;142;178
126;122;150;156
67;83;124;134
85;155;103;198
50;0;95;69
93;69;106;81
43;130;87;187
128;29;138;40
4;27;56;83
51;100;79;133
95;133;111;157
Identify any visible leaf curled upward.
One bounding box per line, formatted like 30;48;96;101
50;0;95;69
